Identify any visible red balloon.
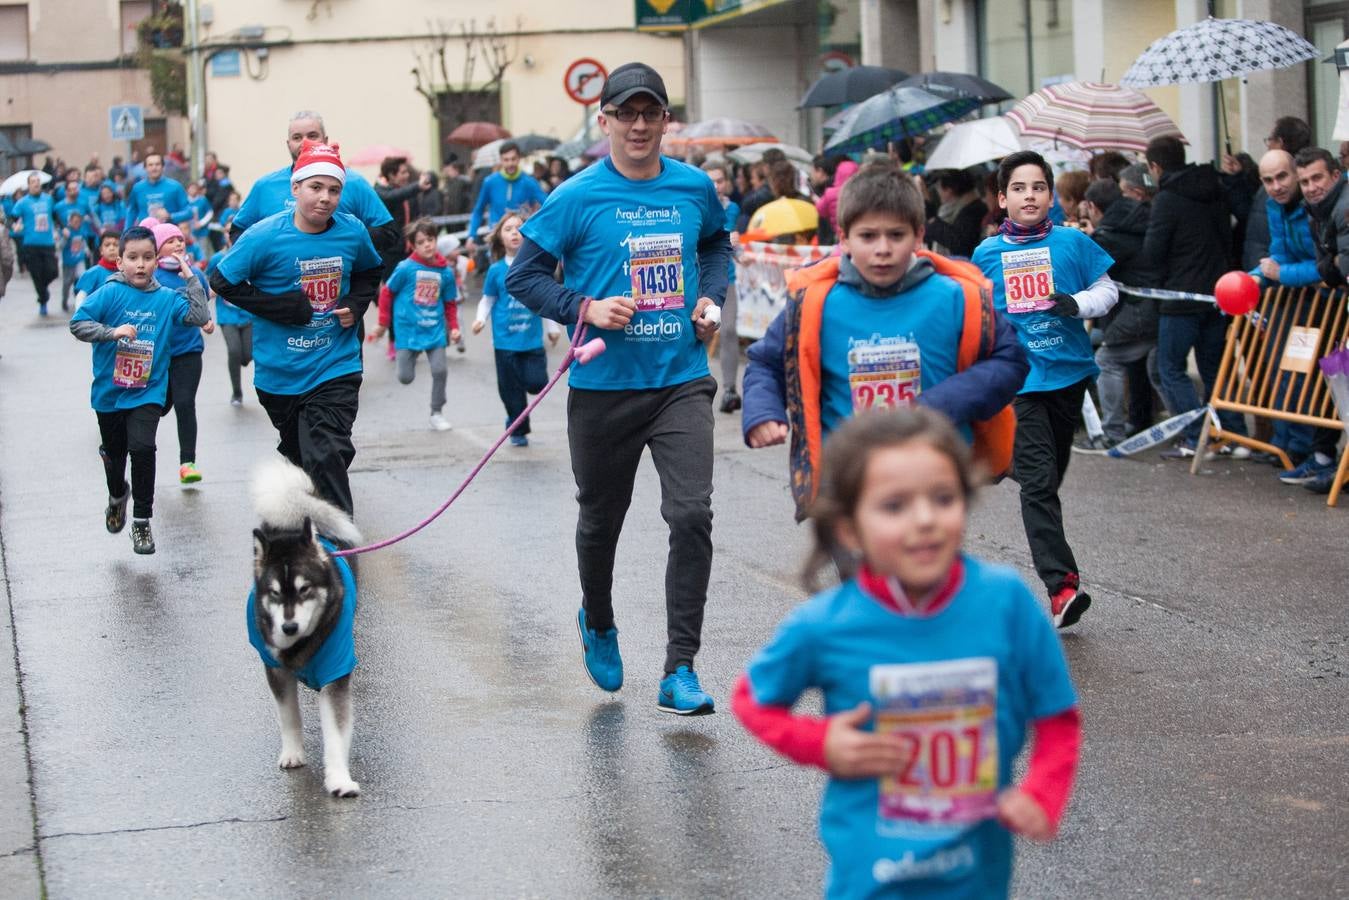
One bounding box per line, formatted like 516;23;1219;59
1214;271;1260;315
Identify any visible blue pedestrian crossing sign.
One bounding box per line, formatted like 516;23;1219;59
109;104;144;141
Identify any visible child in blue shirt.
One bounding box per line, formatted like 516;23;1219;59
69;225;212;554
145;219;214;484
734;408;1081;900
743;162;1027;521
209;140;384;517
370;218;461;432
91;185;127;233
75;230;122;306
59;210;93;312
971;151;1117;628
471;212;560;447
207;243;254;406
186;181;214;251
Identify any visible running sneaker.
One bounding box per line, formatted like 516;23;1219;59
509;433;529;447
719;388;742;414
38;303;47;317
1278;456;1335;485
105;490;129;534
1049;573;1091;629
1304;469;1339;495
429;412;452;432
1216;444;1252;460
230;395;243;407
1159;439;1213;461
130;519;155;555
576;608;622;692
179;462;202;484
658;666;715;715
1072;434;1117;455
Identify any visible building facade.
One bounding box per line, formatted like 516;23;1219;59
193;1;683;188
0;0;185;179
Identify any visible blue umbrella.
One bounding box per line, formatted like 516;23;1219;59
823;86;980;155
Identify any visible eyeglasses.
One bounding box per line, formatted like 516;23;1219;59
603;106;667;124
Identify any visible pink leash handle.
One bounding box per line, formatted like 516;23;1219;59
333;301;603;558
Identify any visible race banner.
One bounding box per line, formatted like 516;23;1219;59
733;241;834;340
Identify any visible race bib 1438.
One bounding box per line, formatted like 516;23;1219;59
628;233;685;312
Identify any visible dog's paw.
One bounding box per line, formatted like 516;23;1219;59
277;748;307;769
325;774;360;798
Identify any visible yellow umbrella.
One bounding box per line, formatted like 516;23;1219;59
744;197;819;241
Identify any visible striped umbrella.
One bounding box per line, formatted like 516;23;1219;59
1006;81;1184;153
668;117;777;148
822;86;981;155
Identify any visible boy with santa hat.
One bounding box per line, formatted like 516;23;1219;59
210;140;384;517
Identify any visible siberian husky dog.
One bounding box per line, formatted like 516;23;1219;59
248;459;364;798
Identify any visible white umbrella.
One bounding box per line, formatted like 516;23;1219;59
1;169;51;197
924;116;1023;171
473;138;506;170
728;142;814;165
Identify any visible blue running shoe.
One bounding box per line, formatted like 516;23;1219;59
509;433;529;447
658;665;715;716
1279;456;1335;485
576;608;622;692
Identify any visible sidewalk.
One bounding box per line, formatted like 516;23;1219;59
1;276;47;898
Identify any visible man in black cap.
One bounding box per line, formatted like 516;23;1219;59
508;63;732;715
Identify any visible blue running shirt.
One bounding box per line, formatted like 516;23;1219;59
215;210;382;395
385;255;457;351
972;227;1112;394
521;157;726;390
71;280;193;412
483;258;545;352
746;556;1077;900
155;264;208;357
232;166;392;232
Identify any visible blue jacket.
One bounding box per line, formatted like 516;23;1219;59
1258;195;1319;287
468;171;547;238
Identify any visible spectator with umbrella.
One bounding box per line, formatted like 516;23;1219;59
921;168;987;259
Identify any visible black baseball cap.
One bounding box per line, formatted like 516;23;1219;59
601;63;669;109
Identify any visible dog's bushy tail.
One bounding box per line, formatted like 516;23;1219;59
251;458;362;547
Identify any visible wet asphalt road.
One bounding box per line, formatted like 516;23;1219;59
1;274;1346;898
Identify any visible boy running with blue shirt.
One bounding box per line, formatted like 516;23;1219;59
972;151;1118;628
70;225;212;554
370;218;461;432
508;63;732;715
210;141;384;517
742;163;1027;521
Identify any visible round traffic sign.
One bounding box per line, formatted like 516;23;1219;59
564;58;608;105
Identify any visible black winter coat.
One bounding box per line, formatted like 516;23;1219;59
1091;198;1158;345
1141;164;1232;315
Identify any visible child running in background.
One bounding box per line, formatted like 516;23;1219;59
370;217;460;431
742;162;1026;521
75;229;121;306
471;211;560;447
971;151;1117;629
69;225;212;554
59;209;93;312
206;239;253;406
143;218;215;484
733;408;1081;899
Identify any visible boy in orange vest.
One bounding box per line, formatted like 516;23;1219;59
742;162;1028;521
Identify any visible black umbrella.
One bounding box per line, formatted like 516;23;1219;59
14;138;51;155
799;65;910;108
0;133;17;157
512;133;561;155
897;72;1012;106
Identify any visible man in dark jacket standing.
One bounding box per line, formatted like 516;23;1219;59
1142;136;1247;457
1077;178;1159;449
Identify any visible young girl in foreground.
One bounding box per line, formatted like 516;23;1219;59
733;408;1081;899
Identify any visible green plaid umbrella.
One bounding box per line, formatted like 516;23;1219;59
823;86;980;155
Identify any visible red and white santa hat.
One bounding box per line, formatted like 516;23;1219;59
291;140;346;185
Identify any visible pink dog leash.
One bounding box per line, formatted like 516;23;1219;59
332;301;605;559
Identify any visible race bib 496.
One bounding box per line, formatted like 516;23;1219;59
299;256;343;314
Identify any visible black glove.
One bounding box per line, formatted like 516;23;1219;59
1317;256;1347;289
1047;291;1079;317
